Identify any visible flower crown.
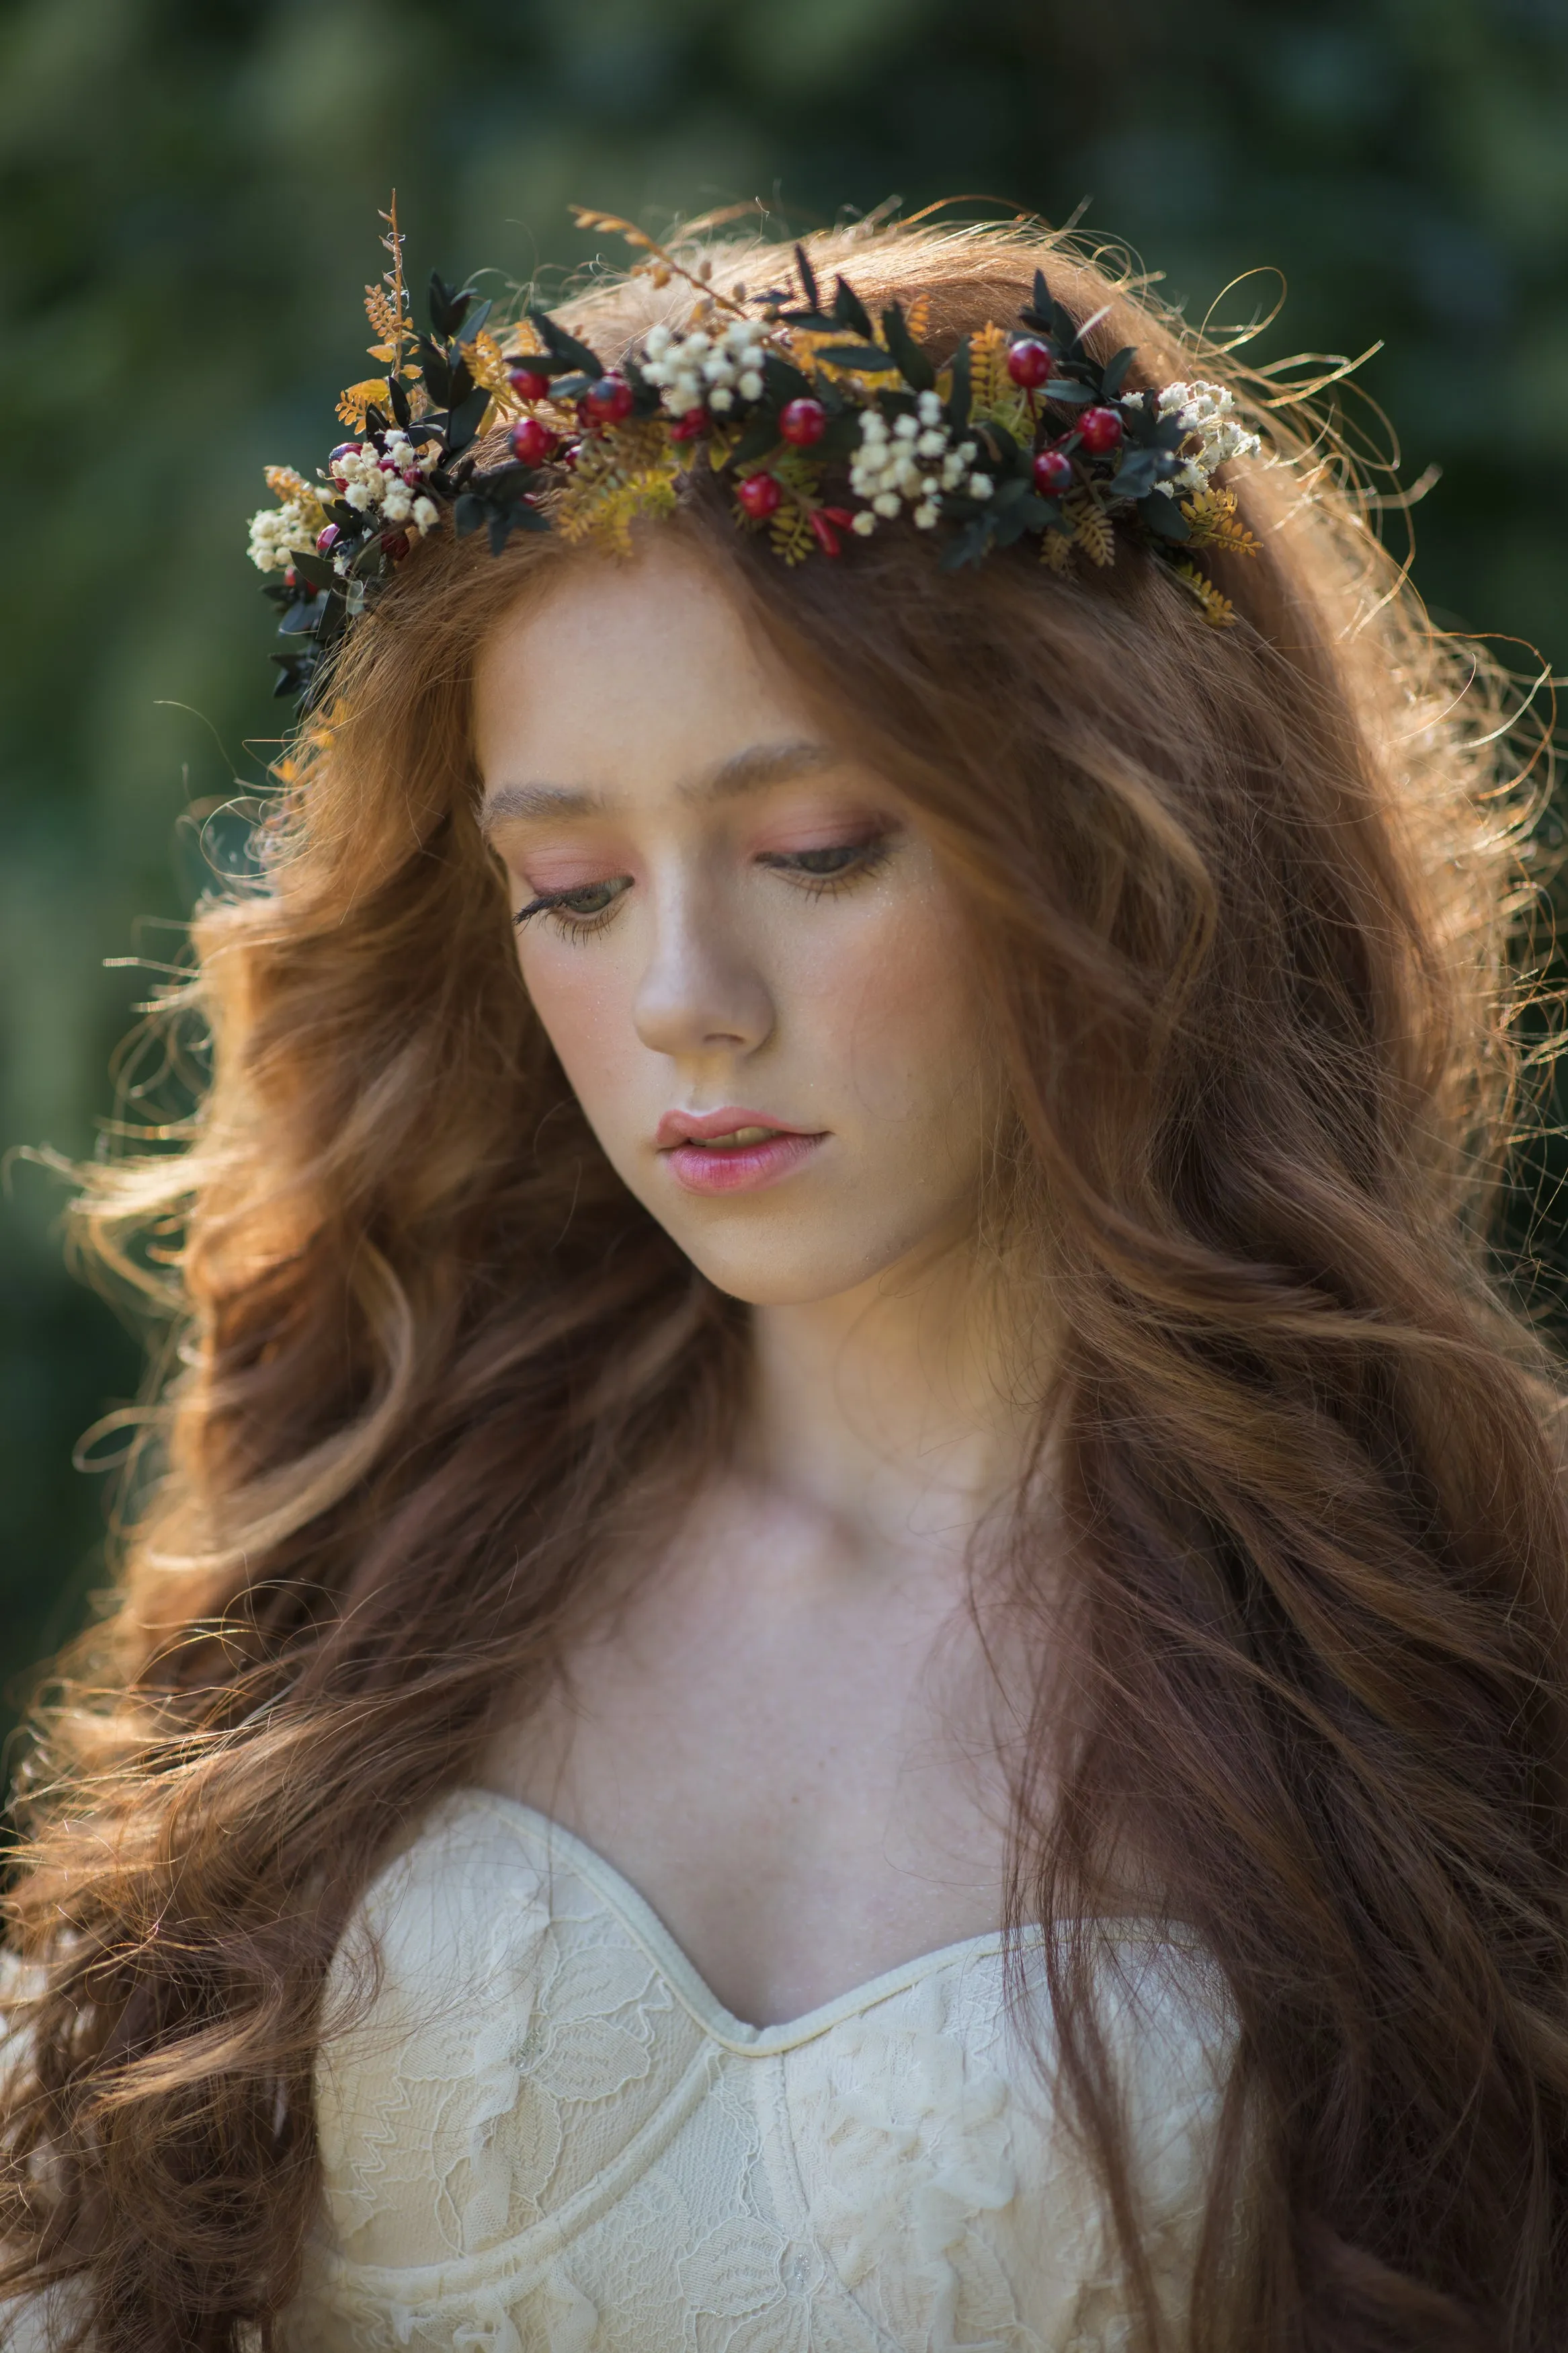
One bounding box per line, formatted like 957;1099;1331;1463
249;206;1262;706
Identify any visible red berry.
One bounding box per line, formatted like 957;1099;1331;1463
582;373;634;425
1032;446;1075;495
315;524;339;554
380;530;410;561
1078;405;1124;455
737;473;783;519
507;366;552;401
1007;339;1053;389
780;397;827;448
669;407;708;442
283;567;298;589
329;441;359;465
401;467;422;487
511;417;556;465
809;510;843;557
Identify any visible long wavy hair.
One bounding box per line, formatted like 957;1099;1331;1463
3;218;1567;2353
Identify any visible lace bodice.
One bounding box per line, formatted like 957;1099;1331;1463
278;1790;1230;2352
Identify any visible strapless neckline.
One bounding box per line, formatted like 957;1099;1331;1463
456;1789;1182;2052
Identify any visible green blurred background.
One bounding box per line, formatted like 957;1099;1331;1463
3;0;1567;1730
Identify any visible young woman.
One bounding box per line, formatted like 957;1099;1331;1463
3;214;1567;2353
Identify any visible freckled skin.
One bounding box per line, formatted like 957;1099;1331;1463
473;542;996;1310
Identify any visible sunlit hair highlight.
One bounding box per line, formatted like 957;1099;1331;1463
3;218;1567;2353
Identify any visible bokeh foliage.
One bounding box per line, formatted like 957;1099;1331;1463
3;0;1567;1715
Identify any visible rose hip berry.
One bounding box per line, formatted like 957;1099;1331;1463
1078;405;1124;454
780;397;827;447
737;473;783;519
511;417;556;465
1007;340;1053;389
1032;447;1075;495
315;524;339;554
507;366;552;402
581;374;634;426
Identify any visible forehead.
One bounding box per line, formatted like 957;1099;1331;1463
472;541;823;806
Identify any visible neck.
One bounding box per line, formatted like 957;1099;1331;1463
741;1234;1042;1574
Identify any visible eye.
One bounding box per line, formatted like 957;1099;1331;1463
514;875;632;933
756;834;893;891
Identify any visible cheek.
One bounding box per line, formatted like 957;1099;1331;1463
516;945;638;1112
789;883;990;1138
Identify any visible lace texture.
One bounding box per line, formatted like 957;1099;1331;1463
279;1792;1231;2352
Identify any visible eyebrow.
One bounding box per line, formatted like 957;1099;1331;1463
479;737;839;833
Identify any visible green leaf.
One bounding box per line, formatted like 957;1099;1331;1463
1102;347;1136;399
528;309;604;379
728;416;781;469
832;276;874;339
444;383;492;454
761;353;813;405
417;337;454;406
816;412;863;460
388;375;412;430
946;338;972;432
794;242;821;313
456;297;493;346
428;272;484;337
815;343;900;371
880;303;936;392
453;491;489;537
1139;493;1190;541
290;551;337;593
1108;450;1161;500
992;475;1029;509
1045;379;1094;405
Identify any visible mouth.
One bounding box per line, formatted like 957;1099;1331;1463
656;1107;827;1196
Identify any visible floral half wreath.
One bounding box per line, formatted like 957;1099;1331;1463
249;206;1263;707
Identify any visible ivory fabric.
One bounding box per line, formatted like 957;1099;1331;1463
278;1789;1231;2352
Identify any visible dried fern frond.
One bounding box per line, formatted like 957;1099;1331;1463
557;423;682;555
1039;528;1075;575
1067;491;1116;567
1171;558;1237;626
364;285;402;346
1180;486;1262;557
768;504;816;565
335;378;392;432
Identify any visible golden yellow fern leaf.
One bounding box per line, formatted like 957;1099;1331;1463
1067;492;1116;567
365;284;403;346
904;294;931;344
466;329;516;397
556;423;682;555
1039;528;1075;575
968;324;1009;413
336;378;392;432
1172;559;1237;626
768;504;816;565
1180;487;1261;557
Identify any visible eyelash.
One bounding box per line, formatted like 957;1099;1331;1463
513;836;893;936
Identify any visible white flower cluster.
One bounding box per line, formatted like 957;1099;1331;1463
846;391;989;533
248;500;318;573
640;318;770;417
1154;381;1261;497
331;428;441;539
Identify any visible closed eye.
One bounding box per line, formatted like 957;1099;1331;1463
514;875;632;934
755;835;894;893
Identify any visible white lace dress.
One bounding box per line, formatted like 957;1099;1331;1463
277;1790;1231;2352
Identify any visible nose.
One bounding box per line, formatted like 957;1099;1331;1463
632;886;775;1060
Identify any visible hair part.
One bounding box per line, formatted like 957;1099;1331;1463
3;218;1567;2352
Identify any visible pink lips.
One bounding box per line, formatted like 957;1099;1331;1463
655;1106;826;1195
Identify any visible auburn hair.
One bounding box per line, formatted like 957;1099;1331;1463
3;220;1567;2353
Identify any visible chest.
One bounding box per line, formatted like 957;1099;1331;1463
482;1505;1021;2028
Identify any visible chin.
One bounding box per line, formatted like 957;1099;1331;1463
662;1215;946;1311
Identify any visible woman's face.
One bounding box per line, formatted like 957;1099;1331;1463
474;539;996;1309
